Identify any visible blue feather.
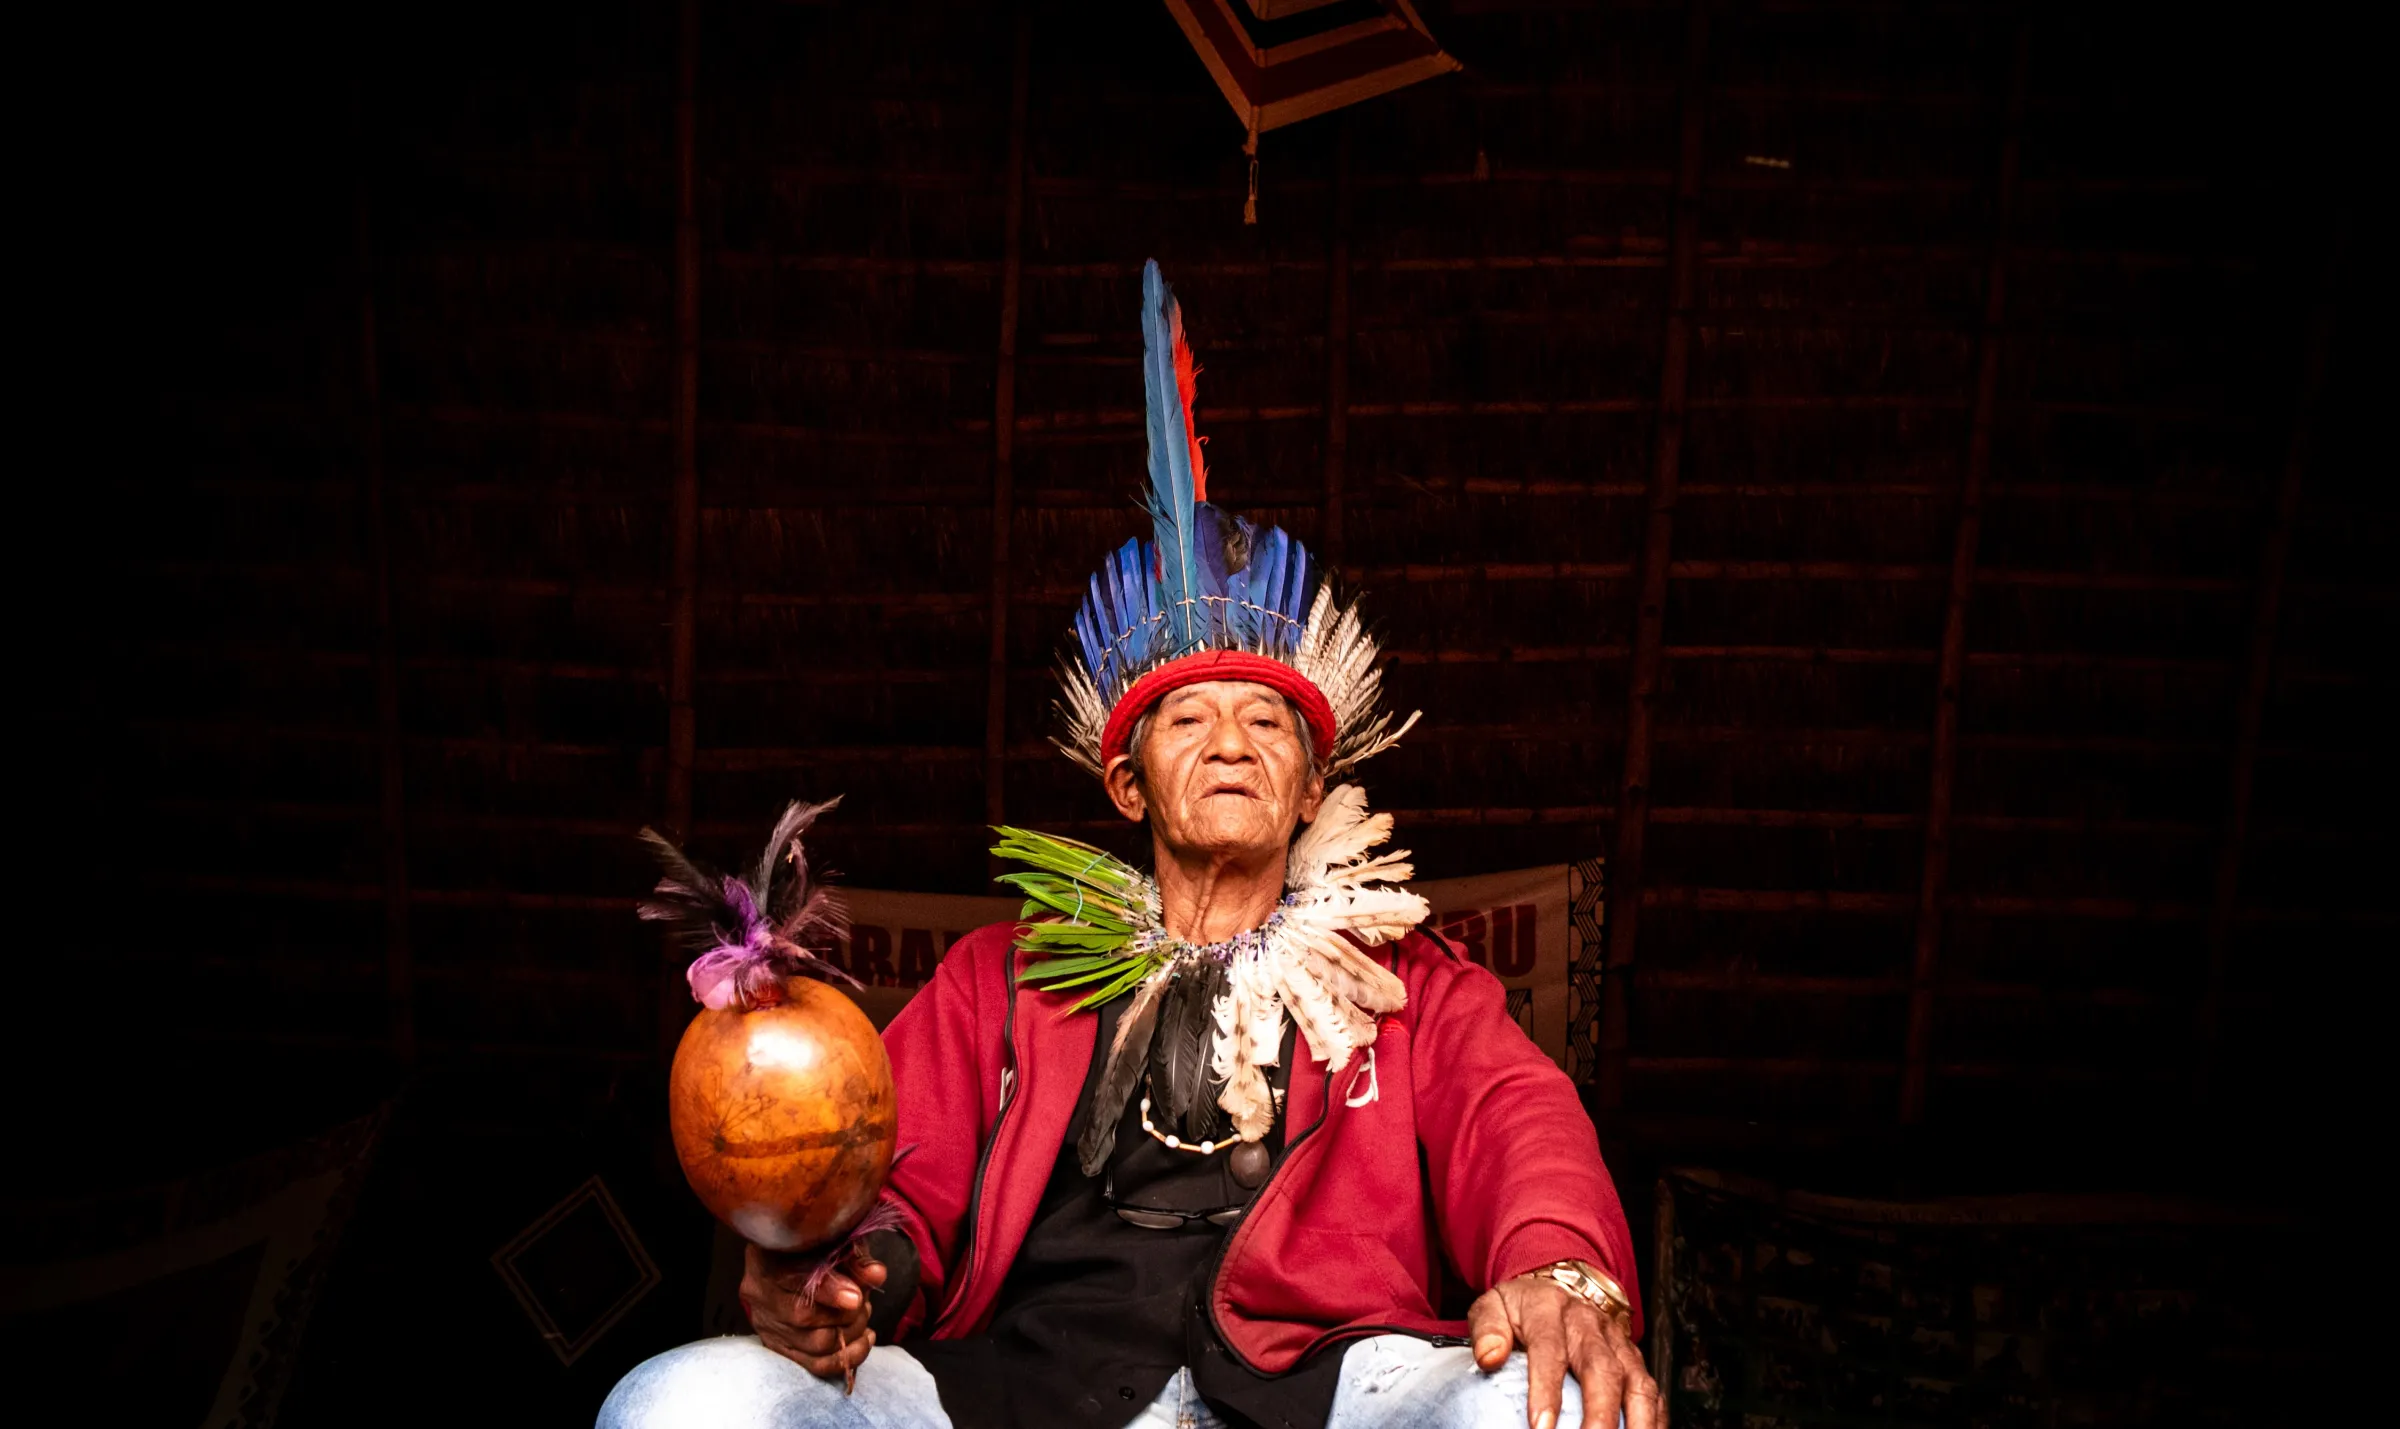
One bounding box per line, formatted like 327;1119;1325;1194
1076;574;1108;677
1141;261;1202;654
1114;539;1157;682
1276;539;1315;656
1246;527;1286;653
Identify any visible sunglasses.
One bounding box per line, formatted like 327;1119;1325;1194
1102;1170;1248;1229
1110;1200;1247;1230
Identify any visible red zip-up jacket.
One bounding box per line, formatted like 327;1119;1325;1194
877;922;1640;1372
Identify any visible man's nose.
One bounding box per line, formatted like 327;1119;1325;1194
1202;715;1255;762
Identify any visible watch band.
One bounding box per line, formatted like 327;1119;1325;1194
1524;1259;1632;1324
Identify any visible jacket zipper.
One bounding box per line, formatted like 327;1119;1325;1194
934;953;1022;1333
1205;945;1467;1370
1200;1056;1333;1373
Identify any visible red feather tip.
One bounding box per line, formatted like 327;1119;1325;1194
1170;303;1207;502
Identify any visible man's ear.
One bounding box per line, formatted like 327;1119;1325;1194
1295;771;1326;825
1104;755;1148;823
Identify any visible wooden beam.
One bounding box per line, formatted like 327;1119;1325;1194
1648;1174;1679;1363
1322;113;1351;568
985;11;1032;841
660;0;701;1056
2192;224;2344;1104
141;474;2346;516
139;639;2300;684
1901;24;2029;1127
146;717;2367;767
143;796;2255;844
160;870;2394;932
1598;0;1708;1113
354;101;413;1068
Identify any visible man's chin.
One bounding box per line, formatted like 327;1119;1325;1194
1158;810;1295;862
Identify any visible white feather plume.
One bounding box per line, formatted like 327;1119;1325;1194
1211;965;1278;1140
1208;782;1426;1089
1233;946;1285;1065
1052;658;1111;777
1289;589;1422;776
1283;783;1424;1001
1159;787;1428;1134
1275;950;1371;1071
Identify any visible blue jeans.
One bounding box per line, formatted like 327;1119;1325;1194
599;1334;1588;1429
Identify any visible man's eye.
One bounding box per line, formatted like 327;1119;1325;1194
1173;716;1202;728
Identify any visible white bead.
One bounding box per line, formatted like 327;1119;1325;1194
1199;1141;1215;1154
1164;1135;1181;1149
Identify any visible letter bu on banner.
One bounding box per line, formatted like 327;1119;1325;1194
1413;864;1574;1073
834;866;1590;1076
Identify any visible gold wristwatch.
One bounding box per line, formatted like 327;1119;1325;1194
1523;1259;1633;1325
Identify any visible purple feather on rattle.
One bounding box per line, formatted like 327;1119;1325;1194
637;797;858;1010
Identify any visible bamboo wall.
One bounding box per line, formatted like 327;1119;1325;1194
109;0;2383;1158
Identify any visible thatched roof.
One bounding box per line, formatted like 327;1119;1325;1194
86;0;2379;1158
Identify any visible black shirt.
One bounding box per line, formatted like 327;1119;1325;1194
905;997;1348;1429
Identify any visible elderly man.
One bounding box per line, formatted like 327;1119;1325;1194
602;265;1655;1429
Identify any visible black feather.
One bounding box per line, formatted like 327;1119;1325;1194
636;827;738;953
1150;961;1228;1140
1219;517;1252;576
1079;973;1165;1176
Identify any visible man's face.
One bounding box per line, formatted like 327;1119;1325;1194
1106;680;1325;862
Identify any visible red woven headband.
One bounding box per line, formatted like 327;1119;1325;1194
1097;650;1337;770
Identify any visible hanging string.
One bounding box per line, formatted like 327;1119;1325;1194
1243;122;1260;226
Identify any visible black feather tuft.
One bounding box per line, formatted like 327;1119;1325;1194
1150;961;1228;1141
636;827;739;953
1080;972;1165;1176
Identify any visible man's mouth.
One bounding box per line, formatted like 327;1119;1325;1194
1203;784;1259;800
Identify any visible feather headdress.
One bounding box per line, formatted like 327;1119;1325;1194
1054;260;1419;780
638;797;855;1011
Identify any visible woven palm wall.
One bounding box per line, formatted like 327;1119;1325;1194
105;0;2381;1159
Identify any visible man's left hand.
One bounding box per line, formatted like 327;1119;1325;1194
1468;1272;1661;1429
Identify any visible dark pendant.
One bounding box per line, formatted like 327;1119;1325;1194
1229;1141;1271;1188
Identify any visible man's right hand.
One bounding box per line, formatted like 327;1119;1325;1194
739;1244;884;1381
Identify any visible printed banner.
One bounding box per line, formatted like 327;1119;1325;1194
826;866;1596;1076
1415;865;1573;1071
832;887;1018;1032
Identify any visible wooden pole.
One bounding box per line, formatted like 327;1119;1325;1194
985;11;1031;842
1598;0;1707;1113
1648;1174;1679;1369
1323;113;1352;570
661;0;701;1056
2192;223;2343;1104
1900;24;2027;1127
355;98;414;1067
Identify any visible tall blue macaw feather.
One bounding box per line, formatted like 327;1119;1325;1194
1062;260;1328;706
1142;261;1203;654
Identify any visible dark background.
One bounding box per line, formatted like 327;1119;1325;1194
12;0;2379;1423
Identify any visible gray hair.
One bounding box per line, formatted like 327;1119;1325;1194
1123;693;1324;792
